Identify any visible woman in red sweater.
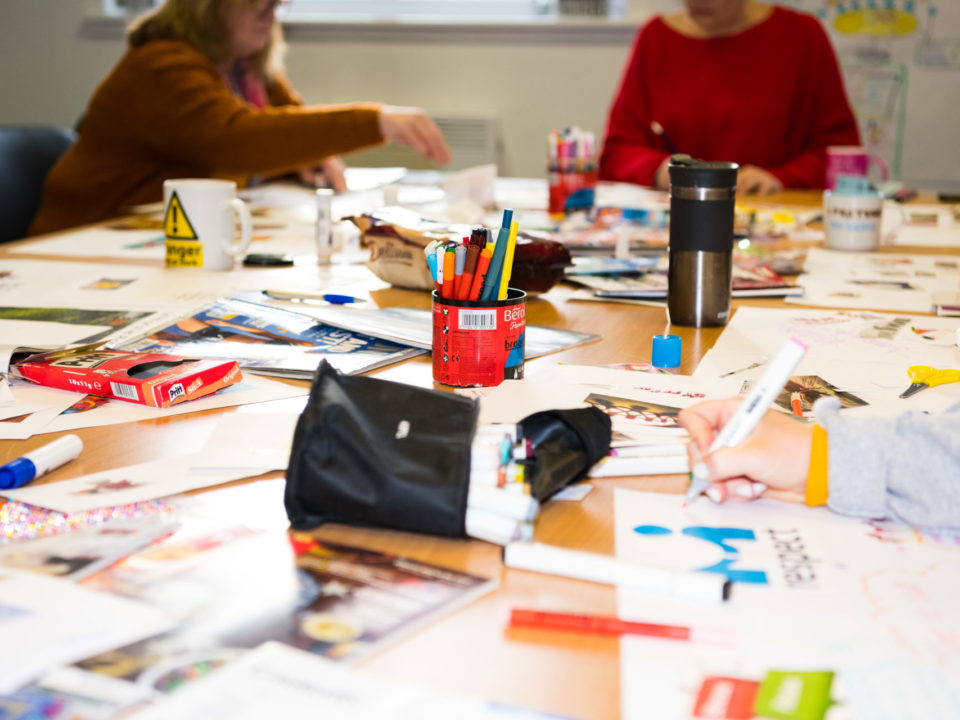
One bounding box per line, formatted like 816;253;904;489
599;0;861;194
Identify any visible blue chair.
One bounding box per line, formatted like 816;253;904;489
0;125;76;243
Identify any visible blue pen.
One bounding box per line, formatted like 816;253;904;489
263;289;367;304
0;435;83;490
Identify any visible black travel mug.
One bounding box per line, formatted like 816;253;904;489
666;156;738;327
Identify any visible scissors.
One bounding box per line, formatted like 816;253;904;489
899;365;960;398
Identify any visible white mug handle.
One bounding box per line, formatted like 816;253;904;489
880;200;905;246
229;197;252;261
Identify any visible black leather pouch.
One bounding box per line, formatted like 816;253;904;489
285;362;612;537
285;361;478;537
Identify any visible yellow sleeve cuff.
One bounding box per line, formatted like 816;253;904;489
805;424;829;506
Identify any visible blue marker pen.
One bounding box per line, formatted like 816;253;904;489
0;434;83;490
263;289;367;305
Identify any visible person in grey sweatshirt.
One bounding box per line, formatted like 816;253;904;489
677;397;960;532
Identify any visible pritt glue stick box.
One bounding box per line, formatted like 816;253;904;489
14;348;242;408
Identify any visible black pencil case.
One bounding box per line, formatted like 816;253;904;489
284;361;611;538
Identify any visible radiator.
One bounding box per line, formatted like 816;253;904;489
346;116;499;171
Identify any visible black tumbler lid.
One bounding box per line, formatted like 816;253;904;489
669;155;738;188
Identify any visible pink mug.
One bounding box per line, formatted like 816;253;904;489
825;146;888;190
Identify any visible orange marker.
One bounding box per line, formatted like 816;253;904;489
441;247;456;298
458;245;481;300
790;392;803;417
468;247;494;301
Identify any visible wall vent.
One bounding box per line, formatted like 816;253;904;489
347;116;498;171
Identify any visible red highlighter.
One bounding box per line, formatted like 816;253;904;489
509;608;692;640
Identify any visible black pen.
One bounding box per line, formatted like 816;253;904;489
650;120;679;154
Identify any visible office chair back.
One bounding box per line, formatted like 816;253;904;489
0;125;76;243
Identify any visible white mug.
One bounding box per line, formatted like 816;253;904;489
163;179;252;270
822;192;903;251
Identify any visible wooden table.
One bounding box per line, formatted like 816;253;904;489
0;189;943;719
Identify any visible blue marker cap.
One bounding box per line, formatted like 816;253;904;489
322;294;361;305
622;207;649;223
0;457;37;490
651;334;682;368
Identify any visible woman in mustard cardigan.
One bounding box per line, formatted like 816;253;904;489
30;0;451;235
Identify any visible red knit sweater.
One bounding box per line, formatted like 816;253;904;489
599;6;860;189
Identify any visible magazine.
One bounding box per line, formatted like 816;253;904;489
239;293;601;359
109;297;426;379
569;267;803;300
0;514;177;581
74;511;498;688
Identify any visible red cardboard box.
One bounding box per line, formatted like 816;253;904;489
15;348;242;408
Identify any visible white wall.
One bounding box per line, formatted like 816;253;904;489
282;35;629;177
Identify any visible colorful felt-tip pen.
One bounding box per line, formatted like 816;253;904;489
0;434;83;490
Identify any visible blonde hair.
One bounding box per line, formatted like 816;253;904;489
127;0;286;79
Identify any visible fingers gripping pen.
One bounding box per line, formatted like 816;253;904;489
683;337;807;507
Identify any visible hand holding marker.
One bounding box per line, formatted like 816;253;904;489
683;337;807;507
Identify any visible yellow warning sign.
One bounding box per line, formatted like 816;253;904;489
166;240;203;268
164;191;198;240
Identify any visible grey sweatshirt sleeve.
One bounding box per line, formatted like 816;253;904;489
813;398;960;531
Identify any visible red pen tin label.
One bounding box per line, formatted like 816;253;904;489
432;289;525;388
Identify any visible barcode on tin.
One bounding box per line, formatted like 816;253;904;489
459;309;497;330
110;382;139;400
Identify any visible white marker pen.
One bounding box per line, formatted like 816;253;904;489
315;188;334;265
0;434;83;490
683;336;807;506
504;541;730;604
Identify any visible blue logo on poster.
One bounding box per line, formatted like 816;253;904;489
634;524;769;585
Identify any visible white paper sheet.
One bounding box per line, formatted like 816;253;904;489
889;204;960;248
692;307;960;414
3;455;266;513
0;379;82;439
787;247;959;312
469;373;741;445
7;227;166;260
191;412;300;472
529;365;740;399
0;569;174;694
13;373;307;436
134;640;554;720
614;489;960;719
0;258;373;316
